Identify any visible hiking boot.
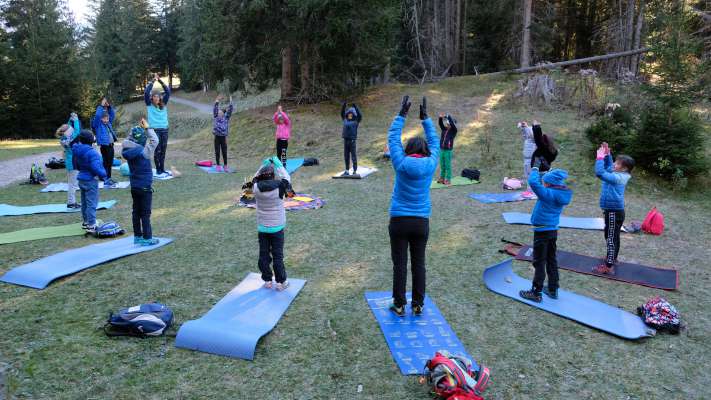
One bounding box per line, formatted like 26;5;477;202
412;304;423;316
519;289;542;303
389;303;405;317
141;238;159;246
276;280;290;291
593;263;615;275
543;287;558;299
263;280;274;289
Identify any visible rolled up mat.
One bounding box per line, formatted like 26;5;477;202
41;181;130;192
431;176;479;189
365;292;478;375
469;192;535;204
483;260;655;339
332;166;377;179
509;243;678;290
502;212;604;230
0;222;86;245
175;273;306;360
0;200;117;217
285;158;305;174
0;236;173;289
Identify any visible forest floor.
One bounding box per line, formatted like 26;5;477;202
0;75;709;399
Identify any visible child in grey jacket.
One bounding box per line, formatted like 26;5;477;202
251;157;295;291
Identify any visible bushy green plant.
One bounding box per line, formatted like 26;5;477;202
585;107;635;154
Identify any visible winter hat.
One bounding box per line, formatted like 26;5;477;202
130;126;147;145
542;168;568;186
78;129;95;145
255;164;275;181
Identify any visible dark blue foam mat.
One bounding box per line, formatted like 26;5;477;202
0;200;117;217
469;192;533;204
483;260;655;339
285;158;304;174
175;273;306;360
502;212;604;230
1;236;173;289
365;291;477;375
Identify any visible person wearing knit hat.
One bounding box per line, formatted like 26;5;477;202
519;162;573;303
122;118;160;245
144;73;171;178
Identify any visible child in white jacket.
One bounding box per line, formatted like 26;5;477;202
518;121;537;196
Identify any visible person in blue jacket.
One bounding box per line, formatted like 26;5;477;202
72;130;109;232
519;163;573;303
144;73;171;178
92;97;117;184
58;112;81;208
341;102;362;175
122;118;160;246
387;96;439;317
592;142;634;275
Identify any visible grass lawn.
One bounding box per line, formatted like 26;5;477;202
1;75;709;399
0;139;59;162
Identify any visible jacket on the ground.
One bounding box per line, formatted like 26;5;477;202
273;111;291;140
122;129;159;189
92;105;116;146
60;119;81;171
595;154;630;211
528;168;573;231
72;143;107;182
341;104;362;140
213;102;234;136
144;80;170;129
530;124;557;169
438;116;458;150
388;116;440;218
520;125;536;158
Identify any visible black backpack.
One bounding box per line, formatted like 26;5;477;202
104;303;174;338
462;168;480;181
303;157;319;166
45;157;66;169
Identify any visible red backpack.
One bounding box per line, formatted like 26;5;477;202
641;207;664;235
423;351;490;400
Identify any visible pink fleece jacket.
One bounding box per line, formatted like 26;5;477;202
273;111;291;140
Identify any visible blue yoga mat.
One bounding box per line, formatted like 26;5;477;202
502;212;605;230
197;166;237;174
483;260;655;339
0;236;173;289
285;158;304;174
0;200;117;217
175;273;306;360
469;192;534;204
365;292;477;375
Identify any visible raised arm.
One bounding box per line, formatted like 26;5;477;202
422;117;439;161
225;103;234;119
533;123;544;148
528;167;553;201
388;116;406;170
353;104;362;122
108;106;115;124
213;101;219;118
143;128;160;159
280;111;290;127
340;102;347;120
144;81;154;105
438;116;446;131
157;79;170;104
447;116;457;134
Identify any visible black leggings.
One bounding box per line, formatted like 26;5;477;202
604;210;625;266
154;128;169;174
532;230;558;292
214;136;227;165
344;139;357;172
276;139;288;167
258;230;286;283
100;144;114;179
389;216;429;308
131;187;153;239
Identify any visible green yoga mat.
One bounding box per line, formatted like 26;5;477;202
0;223;87;245
430;176;479;189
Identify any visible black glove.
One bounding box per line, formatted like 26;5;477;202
419;97;428;120
399;95;411;117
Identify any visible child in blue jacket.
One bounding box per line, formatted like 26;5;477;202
593;142;634;275
213;95;234;172
72;130;109;232
519;163;572;302
341;102;362;176
92;97;117;184
122;118;160;245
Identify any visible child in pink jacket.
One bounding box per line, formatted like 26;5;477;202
273;105;291;166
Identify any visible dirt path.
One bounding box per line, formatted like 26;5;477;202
0;150;62;188
169;96;213;115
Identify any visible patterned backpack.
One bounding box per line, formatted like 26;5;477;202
104;303;174;337
423;351;490;400
637;296;681;334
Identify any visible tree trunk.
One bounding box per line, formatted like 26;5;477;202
454;0;462;74
461;0;468;74
280;47;294;99
521;0;533;67
299;43;311;101
630;0;645;74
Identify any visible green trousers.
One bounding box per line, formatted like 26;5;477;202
439;149;452;180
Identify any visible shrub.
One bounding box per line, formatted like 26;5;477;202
585;107;635;154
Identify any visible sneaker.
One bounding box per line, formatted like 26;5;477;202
141;238;159;246
133;236;142;245
84;224;98;233
342;170;350;176
519;289;542;303
412;304;423;316
215;165;223;172
164;170;173;177
389;303;405;317
444;179;451;185
593;263;614;275
437;178;445;184
543;287;558;299
263;280;274;289
81;222;90;229
276;280;290;291
70;203;81;209
223;165;230;173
